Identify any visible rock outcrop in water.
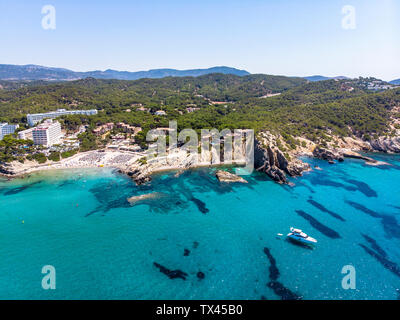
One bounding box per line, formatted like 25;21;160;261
341;150;376;163
119;149;199;185
121;166;152;185
127;192;162;205
312;147;344;162
215;170;248;183
312;147;390;166
254;134;310;184
153;262;188;280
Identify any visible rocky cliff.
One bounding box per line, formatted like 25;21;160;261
312;147;344;163
370;136;400;153
216;170;248;183
254;134;310;184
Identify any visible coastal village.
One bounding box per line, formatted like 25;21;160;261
0;107;249;180
0;108;150;176
1;76;399;184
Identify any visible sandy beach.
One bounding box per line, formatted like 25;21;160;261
0;149;145;178
1;146;247;180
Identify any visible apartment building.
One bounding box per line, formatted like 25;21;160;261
93;122;114;136
32;120;62;147
18;128;35;140
27;109;98;126
116;122;142;135
0;123;19;140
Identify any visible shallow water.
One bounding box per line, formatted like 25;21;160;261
0;155;399;300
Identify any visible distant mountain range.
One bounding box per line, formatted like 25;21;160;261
0;64;397;84
0;64;250;81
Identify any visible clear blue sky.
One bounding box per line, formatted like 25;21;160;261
0;0;399;80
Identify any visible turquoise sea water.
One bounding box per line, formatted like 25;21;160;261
0;154;400;300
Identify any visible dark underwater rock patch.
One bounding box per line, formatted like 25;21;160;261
294;181;316;194
87;182;132;215
361;234;387;258
4;185;30;196
307;175;357;192
347;201;400;239
3;181;42;196
359;229;400;279
178;169;233;195
57;180;76;188
153;262;188;280
295;210;341;239
345;201;380;218
267;281;302;300
359;244;400;279
85;198;131;217
262;247;302;300
197;271;205;280
263;247;280;280
344;179;377;198
307;199;345;222
379;215;400;239
190;197;209;214
87;178;189;215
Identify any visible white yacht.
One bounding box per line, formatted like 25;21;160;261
287;227;317;245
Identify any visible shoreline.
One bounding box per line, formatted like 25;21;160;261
0;149;140;180
0;148;248;181
0;147;394;183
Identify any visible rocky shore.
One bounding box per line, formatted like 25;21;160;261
254;133;311;184
252;129;399;184
215;170;248;183
370;136;400;153
1;131;398;185
118;147;248;185
0;150;142;179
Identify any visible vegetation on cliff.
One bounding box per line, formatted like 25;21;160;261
0;74;399;154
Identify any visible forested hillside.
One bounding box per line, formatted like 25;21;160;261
0;73;399;149
0;74;306;119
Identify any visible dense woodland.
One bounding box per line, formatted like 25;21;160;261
1;73;399;157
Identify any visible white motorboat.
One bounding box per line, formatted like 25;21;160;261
287;227;317;245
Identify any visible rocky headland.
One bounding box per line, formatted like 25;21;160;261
252;129;398;184
254;132;311;184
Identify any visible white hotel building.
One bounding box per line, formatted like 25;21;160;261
32;120;62;147
0;123;19;140
18;128;35;140
27;109;98;126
